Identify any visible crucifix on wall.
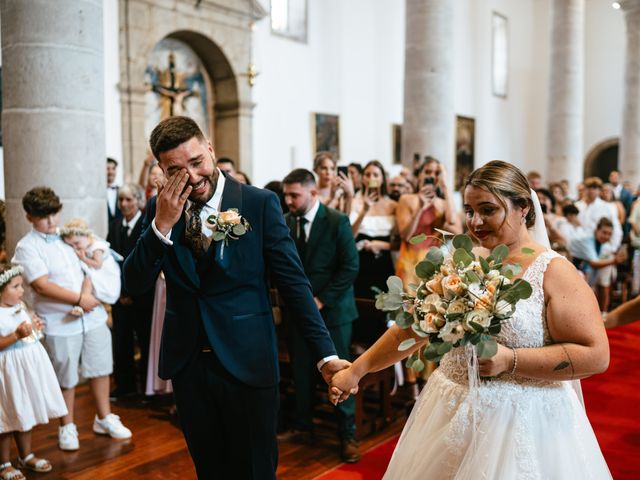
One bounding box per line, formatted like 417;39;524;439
148;52;199;118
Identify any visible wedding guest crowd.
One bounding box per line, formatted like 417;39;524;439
5;129;640;473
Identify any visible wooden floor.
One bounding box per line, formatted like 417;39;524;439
12;382;409;480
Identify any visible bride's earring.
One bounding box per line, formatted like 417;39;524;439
521;216;526;224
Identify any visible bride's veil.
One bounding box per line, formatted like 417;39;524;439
528;188;585;407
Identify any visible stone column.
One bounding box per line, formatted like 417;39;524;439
619;0;640;186
1;0;106;251
401;0;454;176
545;0;585;189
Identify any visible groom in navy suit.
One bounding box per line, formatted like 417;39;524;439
123;116;348;479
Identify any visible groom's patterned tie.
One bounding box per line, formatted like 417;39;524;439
186;202;205;257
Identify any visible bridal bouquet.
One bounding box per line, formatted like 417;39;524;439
375;234;532;372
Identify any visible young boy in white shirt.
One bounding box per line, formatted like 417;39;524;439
12;187;131;451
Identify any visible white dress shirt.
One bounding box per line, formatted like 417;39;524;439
575;197;622;249
299;199;320;239
152;170;226;246
12;230;108;336
122;210;142;236
107;183;118;216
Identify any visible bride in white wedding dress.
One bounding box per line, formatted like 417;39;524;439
330;160;612;479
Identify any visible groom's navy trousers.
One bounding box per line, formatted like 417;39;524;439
124;174;337;479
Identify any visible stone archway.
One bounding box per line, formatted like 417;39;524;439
584;137;619;182
119;0;265;180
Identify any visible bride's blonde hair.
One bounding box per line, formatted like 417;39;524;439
464;160;536;228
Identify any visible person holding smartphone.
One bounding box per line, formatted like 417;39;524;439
395;158;461;288
349;160;397;296
349;161;397;346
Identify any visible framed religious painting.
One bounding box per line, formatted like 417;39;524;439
492;12;508;98
455;115;475;191
392;124;402;164
311;113;340;159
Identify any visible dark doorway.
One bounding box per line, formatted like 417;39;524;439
584;139;619;182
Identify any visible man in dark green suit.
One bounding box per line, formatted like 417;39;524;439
281;168;360;462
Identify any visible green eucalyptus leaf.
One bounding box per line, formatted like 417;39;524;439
502;263;522;279
411;323;429;337
213;231;226;242
468;320;484;333
415;260;437;279
424;343;441;360
522;247;535;255
479;256;491;274
506;279;533;300
398;338;417;352
465;271;481;284
476;338;498;358
437;342;453;355
396;311;413;328
426;247;444;265
411;358;425;372
232;224;246;236
453;248;473;267
380;292;404;311
452;234;474;253
488;324;502;335
386;276;404;294
410;233;427;245
491;244;509;262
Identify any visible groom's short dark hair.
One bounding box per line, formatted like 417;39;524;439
150;116;206;160
283;169;316;187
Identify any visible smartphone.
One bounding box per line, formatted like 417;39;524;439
337;166;348;177
423;177;435;187
368;179;380;189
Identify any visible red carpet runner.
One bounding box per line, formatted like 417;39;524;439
582;322;640;480
316;323;640;479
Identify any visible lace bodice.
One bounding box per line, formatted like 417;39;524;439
438;250;563;386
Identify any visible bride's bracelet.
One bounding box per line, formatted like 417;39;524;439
510;347;518;375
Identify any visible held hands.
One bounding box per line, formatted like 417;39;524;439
78;292;100;312
328;366;361;406
155;169;192;235
320;358;352;386
478;343;513;377
15;321;33;339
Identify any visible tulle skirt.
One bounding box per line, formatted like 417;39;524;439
384;368;612;479
0;342;67;433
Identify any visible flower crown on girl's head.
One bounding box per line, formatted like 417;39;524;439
59;218;92;238
0;265;24;288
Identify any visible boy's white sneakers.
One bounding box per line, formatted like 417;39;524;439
93;414;132;439
58;423;80;451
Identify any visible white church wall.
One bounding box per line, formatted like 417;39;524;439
251;0;549;188
584;0;625;159
452;0;549;176
251;0;405;187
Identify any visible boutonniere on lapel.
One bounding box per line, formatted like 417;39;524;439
204;208;251;259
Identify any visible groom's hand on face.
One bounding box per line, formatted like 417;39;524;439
320;358;351;385
156;169;192;235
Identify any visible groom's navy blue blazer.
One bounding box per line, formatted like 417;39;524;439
123;174;337;388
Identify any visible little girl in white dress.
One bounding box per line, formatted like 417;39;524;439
60;219;121;307
0;264;67;480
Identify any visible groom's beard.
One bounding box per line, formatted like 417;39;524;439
189;171;218;204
